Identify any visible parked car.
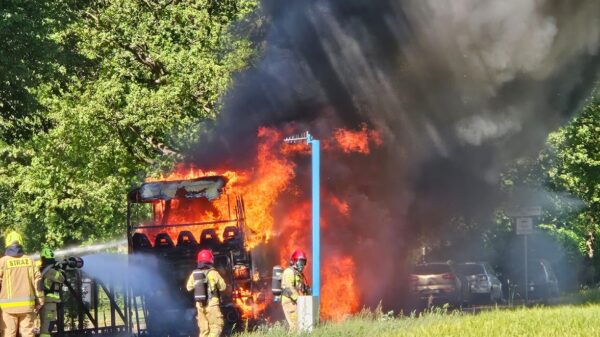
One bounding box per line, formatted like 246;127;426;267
457;262;503;304
506;259;559;302
410;262;470;308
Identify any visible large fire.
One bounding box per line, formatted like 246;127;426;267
143;125;381;321
143;127;295;248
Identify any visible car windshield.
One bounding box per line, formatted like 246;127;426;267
413;264;451;275
458;264;485;275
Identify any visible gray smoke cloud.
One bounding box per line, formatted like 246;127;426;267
188;0;600;309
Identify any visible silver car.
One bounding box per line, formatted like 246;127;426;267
410;262;471;308
458;262;503;304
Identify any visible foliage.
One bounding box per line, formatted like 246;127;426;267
0;0;260;250
0;0;85;144
537;87;600;281
562;286;600;305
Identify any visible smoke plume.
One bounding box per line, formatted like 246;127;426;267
188;0;600;309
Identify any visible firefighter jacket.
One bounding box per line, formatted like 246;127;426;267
186;267;226;307
281;267;308;303
0;244;43;314
41;264;65;303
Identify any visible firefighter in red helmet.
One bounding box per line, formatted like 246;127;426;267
186;249;226;337
281;248;310;331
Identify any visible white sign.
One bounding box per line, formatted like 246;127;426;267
516;217;534;235
507;206;542;217
297;295;319;332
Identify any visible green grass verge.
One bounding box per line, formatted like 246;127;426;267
237;304;600;337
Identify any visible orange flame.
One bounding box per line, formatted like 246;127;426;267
233;287;271;320
321;256;360;321
141;124;381;321
330;195;350;218
141;128;295;249
278;202;311;266
332;123;382;154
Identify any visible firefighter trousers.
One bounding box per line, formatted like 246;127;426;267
2;311;35;337
281;300;298;332
39;302;57;337
196;302;223;337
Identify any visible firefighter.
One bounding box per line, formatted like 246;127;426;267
38;246;65;337
0;231;43;337
281;248;310;331
185;249;226;337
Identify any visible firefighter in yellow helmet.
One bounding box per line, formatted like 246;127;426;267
0;231;43;337
281;248;310;331
185;249;226;337
38;246;65;337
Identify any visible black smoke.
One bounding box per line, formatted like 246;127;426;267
187;0;600;309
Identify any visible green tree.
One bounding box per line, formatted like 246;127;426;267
539;87;600;281
0;0;260;250
0;0;85;143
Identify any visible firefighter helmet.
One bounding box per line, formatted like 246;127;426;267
41;245;55;259
197;249;214;264
5;231;23;248
290;248;308;263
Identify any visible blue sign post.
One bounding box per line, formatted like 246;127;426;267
283;131;320;299
307;134;320;298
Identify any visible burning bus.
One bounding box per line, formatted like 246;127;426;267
126;175;268;336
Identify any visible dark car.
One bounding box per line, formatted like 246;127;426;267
457;262;503;304
506;259;559;302
410;262;470;308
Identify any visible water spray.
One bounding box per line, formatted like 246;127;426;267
30;239;127;260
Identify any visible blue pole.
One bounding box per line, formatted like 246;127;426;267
310;139;320;298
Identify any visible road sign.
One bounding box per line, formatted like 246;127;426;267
506;206;542;217
516;217;534;235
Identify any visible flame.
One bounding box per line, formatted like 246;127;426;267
246;127;296;243
141;124;381;321
321;256;360;321
278;202;311;266
330;195;350;218
233;287;271;320
332;123;382;154
281;142;311;156
141;128;295;249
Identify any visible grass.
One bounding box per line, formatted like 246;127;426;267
236;289;600;337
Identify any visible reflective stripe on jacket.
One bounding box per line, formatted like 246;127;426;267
42;265;65;303
0;255;43;313
186;268;226;307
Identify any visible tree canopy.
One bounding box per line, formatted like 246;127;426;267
0;0;259;249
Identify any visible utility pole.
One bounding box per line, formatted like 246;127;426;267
283;131;320;330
